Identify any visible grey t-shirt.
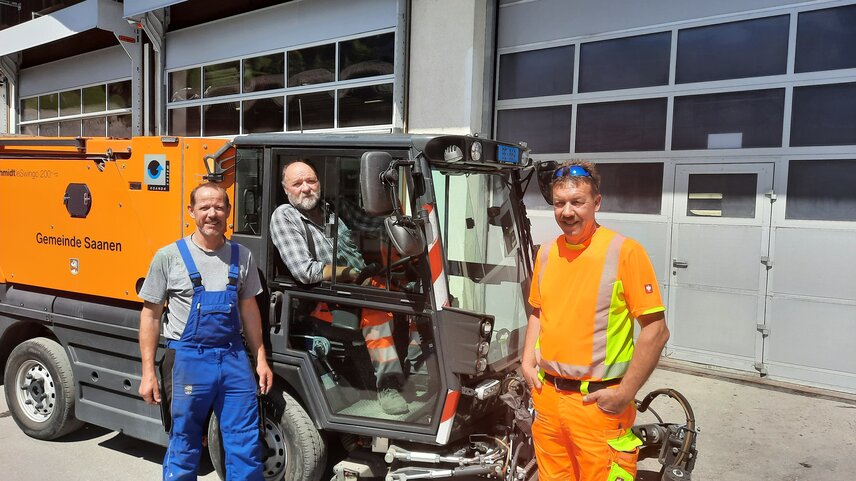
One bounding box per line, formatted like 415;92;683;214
139;236;263;341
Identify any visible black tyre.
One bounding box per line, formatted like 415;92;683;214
209;384;327;481
3;337;84;440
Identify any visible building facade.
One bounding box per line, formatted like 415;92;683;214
1;0;854;394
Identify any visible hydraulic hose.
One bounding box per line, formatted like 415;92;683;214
637;388;696;467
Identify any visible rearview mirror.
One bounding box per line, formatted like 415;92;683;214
360;151;394;216
384;217;426;257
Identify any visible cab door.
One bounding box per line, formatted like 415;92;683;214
667;162;774;374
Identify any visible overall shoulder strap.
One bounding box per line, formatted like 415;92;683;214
227;241;240;290
302;219;317;258
175;239;204;292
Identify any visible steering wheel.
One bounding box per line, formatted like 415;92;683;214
355;256;414;285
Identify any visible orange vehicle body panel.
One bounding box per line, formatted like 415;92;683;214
0;136;235;302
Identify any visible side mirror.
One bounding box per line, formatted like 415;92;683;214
360;151;395;216
384;217;426;257
535;160;559;206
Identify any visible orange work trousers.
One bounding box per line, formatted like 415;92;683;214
531;381;638;481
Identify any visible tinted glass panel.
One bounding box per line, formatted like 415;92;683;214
498;46;573;99
21;97;38;121
598;163;663;214
243;97;284;133
203;61;240;98
576;98;667;152
287;44;335;87
796;5;856;73
39;93;58;119
496;106;571;154
59;120;80;137
21;124;38;135
791;82;856;147
60;90;81;116
39;123;58;136
338;84;393;128
169;106;201;136
107;80;132;110
676;15;789;83
339;33;395;81
82;117;106;137
108;114;132;138
686;173;756;218
672;89;784;150
579;32;670;92
243;53;285;92
203;101;240;135
83;85;106;113
169;68;201;101
786;159;856;221
286;91;334;131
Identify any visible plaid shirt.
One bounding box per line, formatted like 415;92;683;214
270;202;365;284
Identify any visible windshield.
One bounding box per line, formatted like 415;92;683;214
432;170;529;365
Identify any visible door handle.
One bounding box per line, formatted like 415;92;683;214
672;259;689;268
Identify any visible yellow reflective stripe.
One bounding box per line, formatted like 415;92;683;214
608;429;643;452
603;279;634;380
607;462;635;481
641;306;666;316
579;381;589;395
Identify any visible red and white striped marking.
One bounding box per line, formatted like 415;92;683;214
435;389;461;444
423;203;449;310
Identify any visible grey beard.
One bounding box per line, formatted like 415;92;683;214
289;192;320;211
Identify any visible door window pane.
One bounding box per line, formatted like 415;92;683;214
203;101;240;136
82;117;106;137
39;123;58;136
21;124;38;135
286;91;334;131
287;44;335;87
579;32;670;93
39;93;58;119
83;85;106;113
169;106;201;136
339;33;395;81
496;106;571;154
498;46;573;99
243;53;285;92
60;90;81;116
59;120;80;137
598;163;663;214
676;15;789;83
21;97;38;121
786;160;856;221
796;5;856;73
576;98;667;152
108;80;132;110
169;68;201;101
672;89;784;150
203;61;240;98
243;97;284;133
791;82;856;147
337;84;393;128
686;173;757;218
108;114;132;138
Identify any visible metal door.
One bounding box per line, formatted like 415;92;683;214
667;163;774;374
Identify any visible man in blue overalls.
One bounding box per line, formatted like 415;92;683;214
138;182;273;480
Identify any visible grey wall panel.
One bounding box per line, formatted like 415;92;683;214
498;0;797;48
125;0;186;18
165;0;397;70
19;46;130;97
767;297;856;392
771;227;856;301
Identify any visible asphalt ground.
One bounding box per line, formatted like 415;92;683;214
2;363;855;481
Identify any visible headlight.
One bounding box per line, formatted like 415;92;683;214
475;358;488;373
480;319;493;339
470;141;482;162
478;341;490;356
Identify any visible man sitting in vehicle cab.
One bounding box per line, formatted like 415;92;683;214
270;159;419;415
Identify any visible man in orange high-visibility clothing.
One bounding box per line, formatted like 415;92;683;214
522;160;670;481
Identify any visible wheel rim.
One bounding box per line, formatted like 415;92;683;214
261;415;288;479
14;359;57;423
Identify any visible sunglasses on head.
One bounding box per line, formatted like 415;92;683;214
554;165;591;178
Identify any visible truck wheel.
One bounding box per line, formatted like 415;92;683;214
208;385;327;481
3;337;84;440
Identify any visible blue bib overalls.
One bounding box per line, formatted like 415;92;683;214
163;239;263;480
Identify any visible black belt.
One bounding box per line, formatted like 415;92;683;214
543;372;622;393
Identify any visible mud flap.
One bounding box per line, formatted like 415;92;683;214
157;347;176;433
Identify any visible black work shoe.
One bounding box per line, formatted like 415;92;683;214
378;387;408;415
